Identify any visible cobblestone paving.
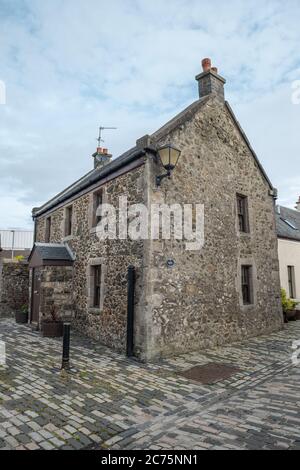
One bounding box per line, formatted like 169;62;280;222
0;318;299;450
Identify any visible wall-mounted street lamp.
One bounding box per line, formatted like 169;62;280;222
156;144;181;187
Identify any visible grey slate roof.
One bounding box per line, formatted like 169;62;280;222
33;146;143;217
29;243;75;262
276;206;300;241
34;95;274;217
34;98;211;218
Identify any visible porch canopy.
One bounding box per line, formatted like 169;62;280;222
28;243;75;268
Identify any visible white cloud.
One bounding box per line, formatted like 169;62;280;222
0;0;300;228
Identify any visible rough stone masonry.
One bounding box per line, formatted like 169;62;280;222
0;259;29;316
32;58;283;360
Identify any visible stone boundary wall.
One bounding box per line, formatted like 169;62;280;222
0;260;29;316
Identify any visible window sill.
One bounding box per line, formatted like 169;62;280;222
88;307;103;315
63;235;74;242
241;303;256;311
238;231;251;238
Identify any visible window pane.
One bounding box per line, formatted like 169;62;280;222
241;265;252;305
93;265;102;308
93;190;103;226
237;195;249;233
45;217;51;242
288;266;296;298
66;206;72;236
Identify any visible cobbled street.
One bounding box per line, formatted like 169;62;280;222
0;318;300;450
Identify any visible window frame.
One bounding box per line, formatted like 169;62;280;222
241;265;253;305
92;265;102;308
288;265;296;299
65;205;73;237
237;194;249;233
88;260;106;312
93;189;103;227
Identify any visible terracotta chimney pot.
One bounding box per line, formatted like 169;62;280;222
202;58;211;72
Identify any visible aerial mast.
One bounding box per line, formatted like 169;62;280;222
97;126;117;149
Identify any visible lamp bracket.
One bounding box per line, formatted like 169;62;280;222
156;170;171;187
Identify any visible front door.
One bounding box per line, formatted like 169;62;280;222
31;269;41;324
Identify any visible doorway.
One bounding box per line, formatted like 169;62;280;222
31;268;41;323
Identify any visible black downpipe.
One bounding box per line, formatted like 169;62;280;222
126;265;135;357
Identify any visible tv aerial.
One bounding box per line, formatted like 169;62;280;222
97;126;117;147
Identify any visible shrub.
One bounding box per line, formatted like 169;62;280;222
14;255;25;263
281;288;299;313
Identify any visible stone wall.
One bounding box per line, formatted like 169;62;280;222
0;260;29;316
35;165;146;352
138;96;283;359
38;266;74;324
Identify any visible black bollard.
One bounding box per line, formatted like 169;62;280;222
61;322;71;370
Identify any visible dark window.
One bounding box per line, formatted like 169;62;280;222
93;265;102;308
45;217;51;243
93;189;103;226
241;265;253;305
288;266;296;298
65;206;73;237
237;194;249;233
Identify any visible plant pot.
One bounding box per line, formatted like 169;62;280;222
286;310;297;321
42;320;63;337
295;310;300;321
15;311;28;324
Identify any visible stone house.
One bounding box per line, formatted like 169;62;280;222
276;199;300;304
29;58;283;360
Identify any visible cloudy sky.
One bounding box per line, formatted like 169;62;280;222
0;0;300;230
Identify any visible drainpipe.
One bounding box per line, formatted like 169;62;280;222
126;265;136;357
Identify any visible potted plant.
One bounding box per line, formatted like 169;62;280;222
41;305;63;337
295;309;300;321
15;304;29;324
281;288;299;322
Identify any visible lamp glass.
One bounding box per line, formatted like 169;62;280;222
169;147;181;168
158;145;181;171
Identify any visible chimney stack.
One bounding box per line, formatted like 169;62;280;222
195;58;226;102
92;147;112;169
295;197;300;212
